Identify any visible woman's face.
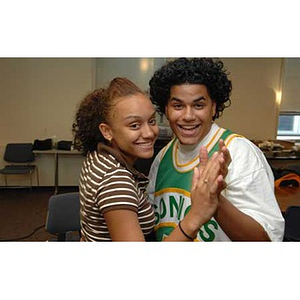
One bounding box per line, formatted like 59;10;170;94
102;93;159;165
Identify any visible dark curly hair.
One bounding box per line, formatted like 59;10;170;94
149;58;232;120
72;77;144;155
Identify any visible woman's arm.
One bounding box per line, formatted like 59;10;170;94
104;209;146;241
104;146;228;241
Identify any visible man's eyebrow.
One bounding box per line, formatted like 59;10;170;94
170;96;206;102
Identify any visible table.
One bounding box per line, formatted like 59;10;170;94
33;149;82;194
275;187;300;212
264;151;300;169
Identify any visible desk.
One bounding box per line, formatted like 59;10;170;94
33;149;82;194
264;151;300;169
275;187;300;212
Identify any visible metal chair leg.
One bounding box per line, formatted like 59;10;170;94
30;171;33;190
36;166;40;186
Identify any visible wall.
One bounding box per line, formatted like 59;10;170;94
0;58;95;186
280;58;300;111
95;57;169;125
95;58;166;91
217;58;282;141
0;57;283;187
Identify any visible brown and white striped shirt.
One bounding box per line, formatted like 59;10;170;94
79;143;155;241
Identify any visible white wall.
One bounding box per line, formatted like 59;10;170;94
280;58;300;111
217;58;282;141
0;58;95;186
95;58;166;91
95;57;168;125
0;57;283;187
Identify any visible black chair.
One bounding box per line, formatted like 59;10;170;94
0;143;39;189
283;206;300;241
45;192;81;241
286;164;300;175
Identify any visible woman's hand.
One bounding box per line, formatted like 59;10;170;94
195;140;231;194
186;142;230;228
218;139;231;178
187;147;224;229
174;142;231;240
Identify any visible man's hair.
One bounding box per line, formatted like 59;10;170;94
149;58;232;120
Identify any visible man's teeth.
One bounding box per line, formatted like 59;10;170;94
180;125;198;129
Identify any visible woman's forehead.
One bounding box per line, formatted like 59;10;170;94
111;94;155;119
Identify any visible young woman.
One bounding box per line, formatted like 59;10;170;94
72;77;229;241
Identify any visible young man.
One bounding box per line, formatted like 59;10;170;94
147;58;285;241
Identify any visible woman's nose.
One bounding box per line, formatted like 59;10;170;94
142;124;157;138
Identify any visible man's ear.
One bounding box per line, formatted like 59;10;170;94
99;123;113;142
212;101;217;119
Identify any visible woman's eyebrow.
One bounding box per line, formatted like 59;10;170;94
124;115;141;120
124;110;156;121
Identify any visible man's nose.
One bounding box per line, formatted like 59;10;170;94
183;107;196;121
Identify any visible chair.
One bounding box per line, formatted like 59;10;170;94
286;164;300;175
45;192;81;241
0;143;39;189
283;206;300;241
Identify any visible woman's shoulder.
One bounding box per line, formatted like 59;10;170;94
83;150;127;180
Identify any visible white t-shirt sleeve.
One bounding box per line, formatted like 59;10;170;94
225;137;285;241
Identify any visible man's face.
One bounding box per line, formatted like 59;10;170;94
165;84;216;145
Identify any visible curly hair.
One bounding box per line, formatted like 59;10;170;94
149;58;232;120
72;77;144;155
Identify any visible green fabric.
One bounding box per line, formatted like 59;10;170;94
154;129;234;241
156;129;233;192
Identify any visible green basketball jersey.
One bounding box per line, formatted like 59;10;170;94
154;129;235;241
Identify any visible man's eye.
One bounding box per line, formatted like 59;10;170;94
173;104;182;109
195;103;204;109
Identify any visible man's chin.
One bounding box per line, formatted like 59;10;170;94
177;137;200;146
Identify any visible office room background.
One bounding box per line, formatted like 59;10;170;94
0;57;298;187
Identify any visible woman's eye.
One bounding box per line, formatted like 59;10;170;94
149;118;156;125
130;123;140;129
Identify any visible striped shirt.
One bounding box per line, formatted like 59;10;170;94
79;143;155;241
